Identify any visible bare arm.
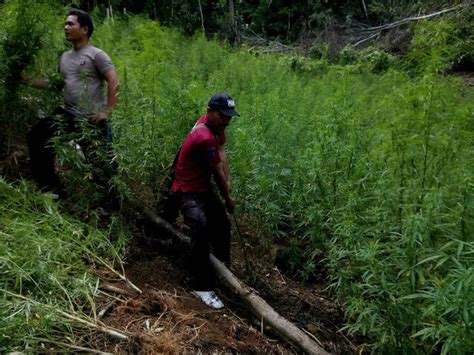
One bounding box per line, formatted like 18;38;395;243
219;146;232;193
104;68;119;114
91;69;120;122
21;72;49;89
211;161;234;213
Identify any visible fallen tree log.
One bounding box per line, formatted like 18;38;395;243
144;209;329;355
356;3;473;34
351;3;473;47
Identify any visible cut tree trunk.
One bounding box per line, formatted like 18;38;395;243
197;0;205;34
144;209;329;355
228;0;240;46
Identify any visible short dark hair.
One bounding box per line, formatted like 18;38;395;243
68;9;94;38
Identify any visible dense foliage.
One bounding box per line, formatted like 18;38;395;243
0;0;65;152
0;179;128;350
105;15;473;354
1;0;473;353
77;0;466;41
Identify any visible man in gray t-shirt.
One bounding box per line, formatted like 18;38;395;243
25;9;120;214
60;43;115;117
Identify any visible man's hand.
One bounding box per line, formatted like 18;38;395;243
20;72;29;83
211;160;234;213
225;196;235;214
89;111;109;123
20;72;49;89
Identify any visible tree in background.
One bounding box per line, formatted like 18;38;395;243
69;0;466;44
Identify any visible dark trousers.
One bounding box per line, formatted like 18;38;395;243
27;116;60;189
178;192;231;291
26;108;117;207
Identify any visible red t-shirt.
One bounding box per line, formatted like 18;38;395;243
171;116;221;193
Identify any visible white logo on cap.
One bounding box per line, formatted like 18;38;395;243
227;99;235;108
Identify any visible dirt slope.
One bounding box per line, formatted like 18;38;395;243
90;220;360;353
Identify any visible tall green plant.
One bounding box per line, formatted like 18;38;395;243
0;0;64;153
92;18;472;353
0;179;128;351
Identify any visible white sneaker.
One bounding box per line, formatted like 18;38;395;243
192;291;224;309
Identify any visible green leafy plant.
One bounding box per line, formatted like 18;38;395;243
0;178;128;351
0;0;64;153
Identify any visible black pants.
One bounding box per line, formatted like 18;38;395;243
26;108;118;207
178;192;231;291
27;116;60;189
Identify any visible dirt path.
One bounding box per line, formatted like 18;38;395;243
91;219;360;353
93;240;291;353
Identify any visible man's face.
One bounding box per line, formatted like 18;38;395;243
208;109;232;129
64;15;87;42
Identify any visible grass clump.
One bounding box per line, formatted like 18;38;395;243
0;178;127;351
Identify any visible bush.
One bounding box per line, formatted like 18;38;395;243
0;0;64;153
405;18;471;74
0;179;127;351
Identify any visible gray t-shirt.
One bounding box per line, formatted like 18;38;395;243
59;44;115;117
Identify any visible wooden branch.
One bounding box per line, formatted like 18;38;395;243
35;338;113;354
5;291;129;342
98;301;117;319
361;0;368;20
211;254;327;354
57;310;130;341
74;240;142;294
352;32;380;48
358;3;472;33
197;0;205;33
144;209;328;355
100;284;136;297
98;289;126;303
95;256;143;294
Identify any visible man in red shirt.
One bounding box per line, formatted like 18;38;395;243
171;92;238;309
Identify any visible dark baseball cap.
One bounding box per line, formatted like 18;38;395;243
208;92;240;117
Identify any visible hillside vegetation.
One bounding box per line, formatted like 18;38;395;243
1;0;473;353
0;178;128;349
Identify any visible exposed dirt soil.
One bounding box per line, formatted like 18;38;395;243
86;217;361;354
